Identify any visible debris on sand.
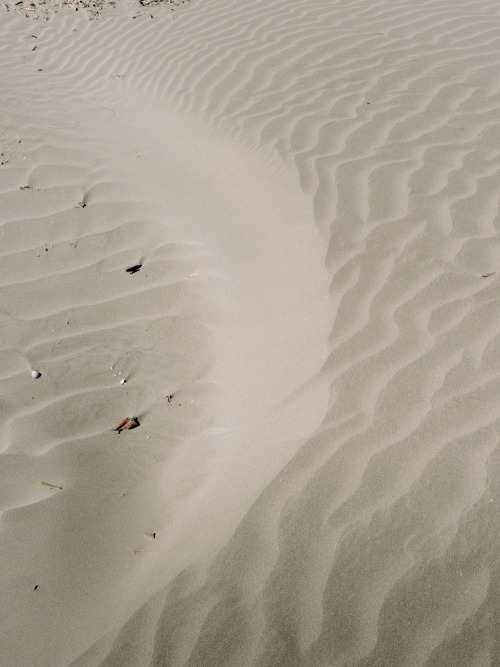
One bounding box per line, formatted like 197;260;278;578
2;0;189;22
126;264;142;274
41;482;62;490
113;417;140;432
31;370;42;379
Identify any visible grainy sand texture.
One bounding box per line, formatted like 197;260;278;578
1;0;500;665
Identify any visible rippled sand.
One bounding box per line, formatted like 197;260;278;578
1;0;500;665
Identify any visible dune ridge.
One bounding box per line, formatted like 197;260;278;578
2;0;500;665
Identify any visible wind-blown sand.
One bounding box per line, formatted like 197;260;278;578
1;0;500;665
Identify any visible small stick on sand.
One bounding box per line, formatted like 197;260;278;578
41;482;62;490
81;96;115;120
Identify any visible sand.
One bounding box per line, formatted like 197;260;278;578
1;0;500;665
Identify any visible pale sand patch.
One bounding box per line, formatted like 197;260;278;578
0;3;330;666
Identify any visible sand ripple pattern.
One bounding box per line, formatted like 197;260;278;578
111;1;500;665
3;0;500;665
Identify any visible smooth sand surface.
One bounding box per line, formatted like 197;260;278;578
1;0;500;665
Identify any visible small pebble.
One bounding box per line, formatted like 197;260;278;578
120;379;126;385
31;370;41;379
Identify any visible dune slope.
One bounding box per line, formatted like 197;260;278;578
2;0;500;665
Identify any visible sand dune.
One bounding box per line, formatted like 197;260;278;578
1;0;500;665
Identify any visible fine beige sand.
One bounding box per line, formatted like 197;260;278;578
1;0;500;665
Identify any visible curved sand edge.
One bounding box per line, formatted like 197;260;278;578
0;5;331;665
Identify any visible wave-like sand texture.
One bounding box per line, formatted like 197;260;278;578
2;0;500;665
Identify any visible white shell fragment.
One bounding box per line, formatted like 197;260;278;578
31;370;41;379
